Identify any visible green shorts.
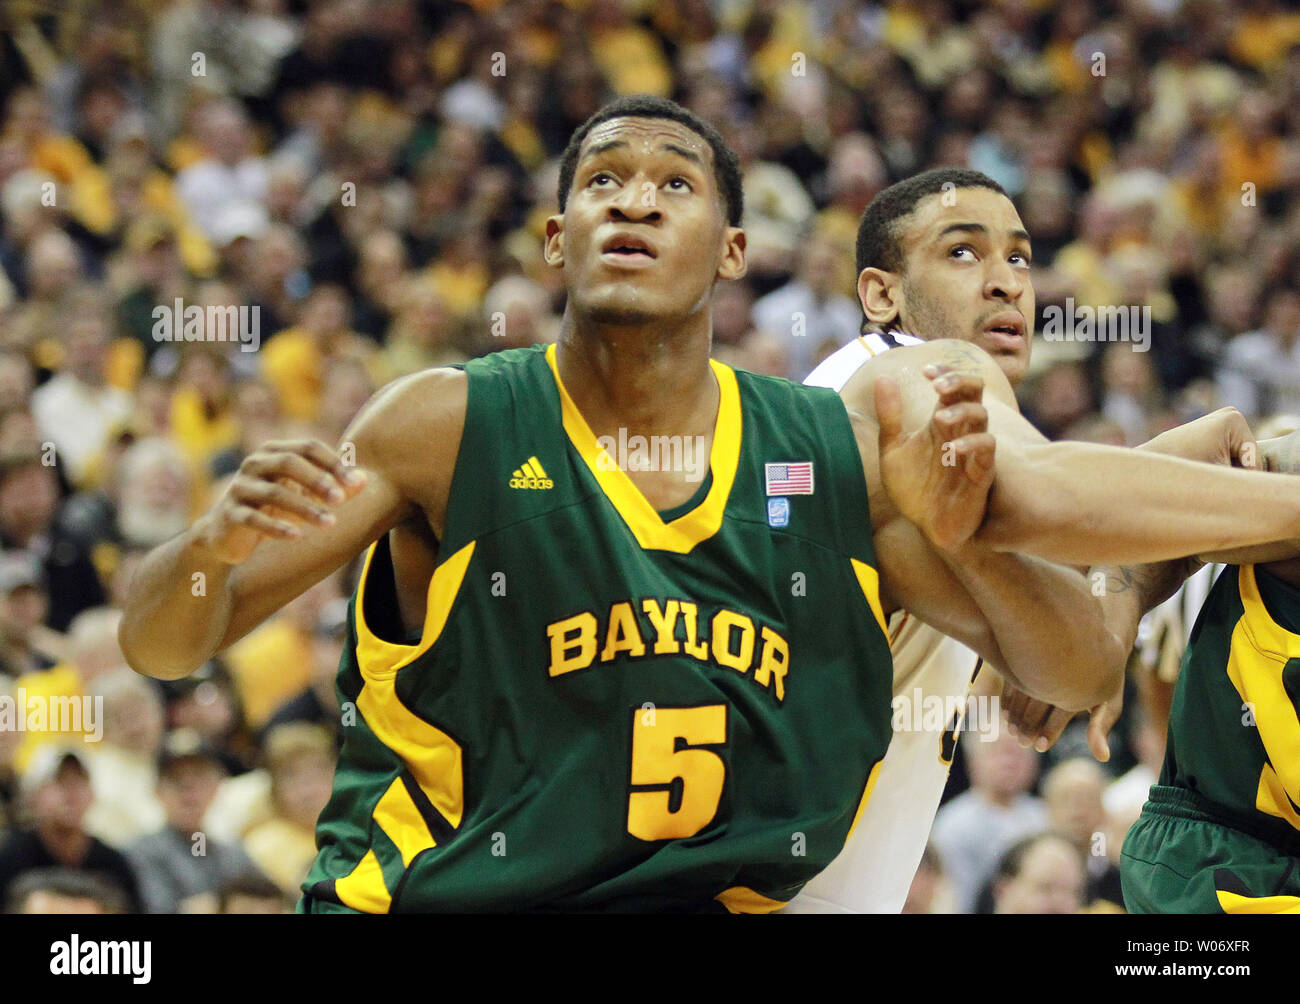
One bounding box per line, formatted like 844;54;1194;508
1120;785;1300;914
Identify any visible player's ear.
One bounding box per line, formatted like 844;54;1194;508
716;226;746;281
858;267;900;326
544;216;565;268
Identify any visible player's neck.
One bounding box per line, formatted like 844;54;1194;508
556;313;718;438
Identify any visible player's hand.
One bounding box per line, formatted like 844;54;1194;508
1000;681;1073;753
876;365;996;550
999;675;1123;762
1138;407;1258;469
195;440;367;565
1085;677;1124;763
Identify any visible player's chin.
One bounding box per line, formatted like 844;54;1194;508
583;288;676;327
584;300;660;327
983;345;1029;384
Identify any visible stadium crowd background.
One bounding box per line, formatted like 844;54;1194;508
0;0;1297;914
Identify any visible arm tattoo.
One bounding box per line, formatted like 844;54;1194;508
1101;565;1145;595
937;340;985;376
1093;557;1199;612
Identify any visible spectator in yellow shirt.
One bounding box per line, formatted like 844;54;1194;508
260;284;375;424
167;344;240;477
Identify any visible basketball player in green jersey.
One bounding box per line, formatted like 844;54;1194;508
1121;432;1300;913
121;96;1300;912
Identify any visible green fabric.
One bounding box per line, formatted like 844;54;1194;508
302;346;894;912
1124;563;1300;914
1121;787;1300;913
1159;566;1300;832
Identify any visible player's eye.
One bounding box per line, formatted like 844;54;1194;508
665;177;692;192
949;245;975;260
588;172;616;188
1010;252;1032;268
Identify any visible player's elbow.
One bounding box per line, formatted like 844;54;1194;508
119;639;198;682
1051;638;1126;712
1076;649;1126;711
118;607;209;682
1003;624;1127;713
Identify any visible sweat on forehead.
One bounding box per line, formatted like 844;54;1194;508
580;118;711;158
558;101;743;224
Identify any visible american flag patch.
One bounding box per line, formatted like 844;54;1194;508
765;462;814;496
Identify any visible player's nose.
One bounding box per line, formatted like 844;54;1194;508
984;259;1025;301
608;176;663;223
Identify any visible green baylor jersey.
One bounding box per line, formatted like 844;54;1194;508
301;344;894;913
1158;564;1300;837
1121;564;1300;912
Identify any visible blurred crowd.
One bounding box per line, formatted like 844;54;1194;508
0;0;1299;913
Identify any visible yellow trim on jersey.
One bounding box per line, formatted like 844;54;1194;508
714;885;791;914
1257;762;1300;829
849;558;890;637
1230;565;1300;830
334;849;390;913
353;538;477;677
545;342;741;554
844;759;883;842
1216;889;1300;914
333;779;440;914
335;538;477;911
373;776;437;866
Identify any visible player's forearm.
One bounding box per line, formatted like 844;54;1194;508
1196;433;1300;563
977;442;1300;565
937;545;1125;709
119;521;238;681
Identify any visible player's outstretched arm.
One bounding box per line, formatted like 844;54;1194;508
1190;429;1300;564
850;342;1300;708
860;338;1300;566
120;368;467;680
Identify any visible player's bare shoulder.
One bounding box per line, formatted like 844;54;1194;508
344;366;468;537
838;338;1015;419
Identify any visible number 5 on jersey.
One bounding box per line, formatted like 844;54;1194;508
627;704;728;840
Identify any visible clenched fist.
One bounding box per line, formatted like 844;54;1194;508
876;364;997;551
195;440;367;564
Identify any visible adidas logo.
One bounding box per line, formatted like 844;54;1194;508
509;456;554;490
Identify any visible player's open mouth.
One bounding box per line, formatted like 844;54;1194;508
982;314;1026;348
600;233;658;268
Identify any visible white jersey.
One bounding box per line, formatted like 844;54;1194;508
785;331;983;913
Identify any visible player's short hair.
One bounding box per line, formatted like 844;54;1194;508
557;95;743;227
856;168;1008;276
